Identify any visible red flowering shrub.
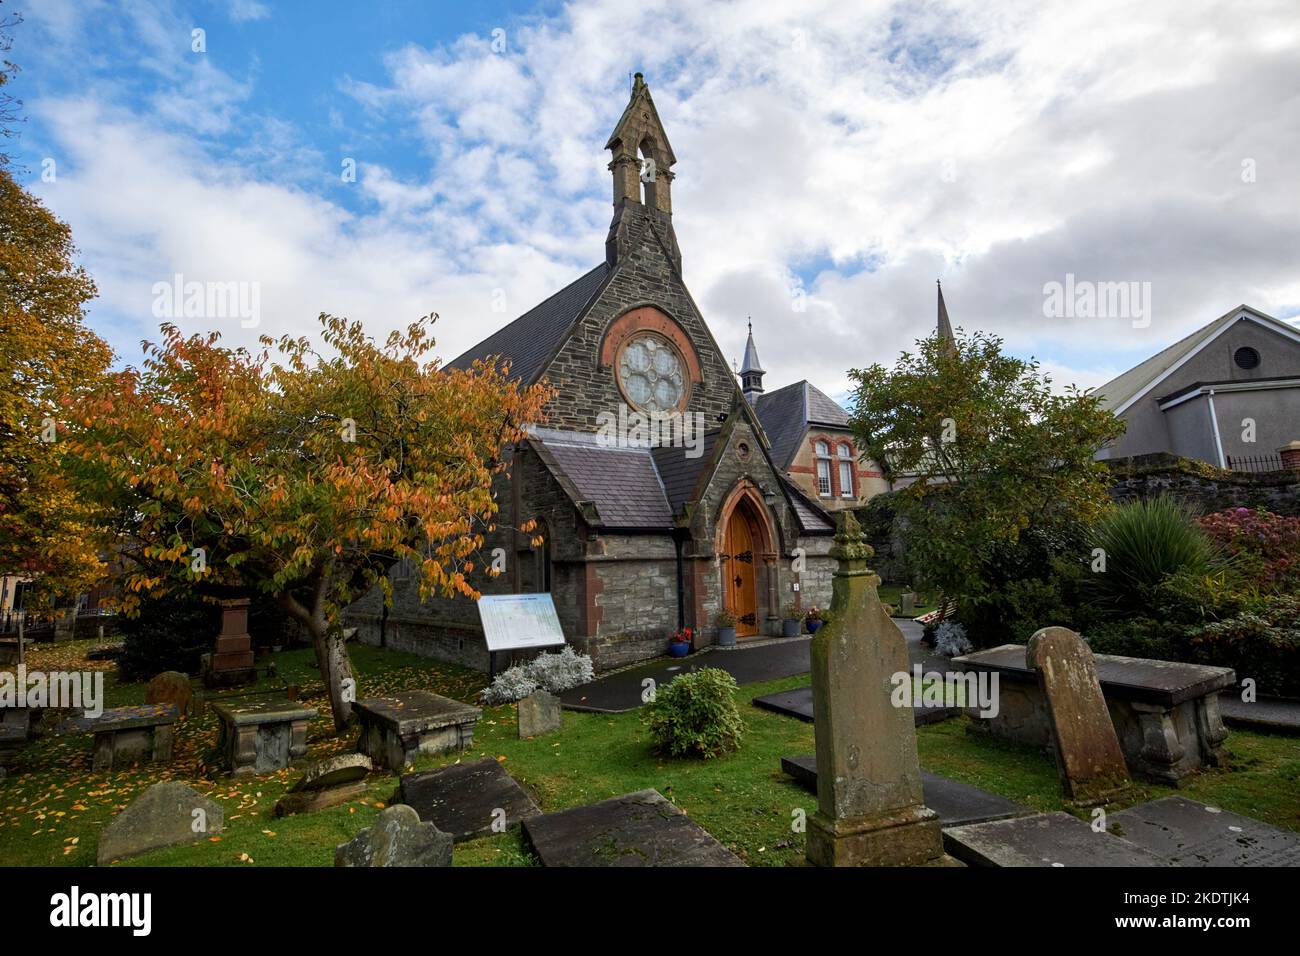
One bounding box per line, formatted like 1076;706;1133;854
1195;507;1300;592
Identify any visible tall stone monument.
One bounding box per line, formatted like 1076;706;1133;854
204;597;256;687
806;512;948;866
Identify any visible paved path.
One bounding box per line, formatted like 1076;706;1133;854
560;618;953;713
1217;693;1300;734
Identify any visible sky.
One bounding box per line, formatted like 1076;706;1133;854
10;0;1300;402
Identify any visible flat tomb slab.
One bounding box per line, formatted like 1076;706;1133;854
208;698;318;726
354;690;481;769
210;697;315;775
953;644;1235;706
754;686;959;726
59;704;178;735
1217;693;1300;735
780;755;1031;827
396;758;540;842
943;812;1173;867
1109;796;1300;867
522;789;743;867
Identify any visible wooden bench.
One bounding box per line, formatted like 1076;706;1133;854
353;690;481;770
210;697;317;776
58;704;178;771
952;644;1234;785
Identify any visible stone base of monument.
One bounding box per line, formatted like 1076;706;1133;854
806;804;955;867
200;652;256;689
781;756;1031;828
352;690;481;770
395;757;540;842
1110;795;1300;866
522;789;743;866
943;812;1173;867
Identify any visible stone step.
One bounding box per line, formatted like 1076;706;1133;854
942;812;1174;867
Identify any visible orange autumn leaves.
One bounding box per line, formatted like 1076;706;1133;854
63;312;551;619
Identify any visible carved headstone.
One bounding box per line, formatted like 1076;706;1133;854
334;804;452;867
518;690;562;738
806;512;948;867
1026;626;1130;804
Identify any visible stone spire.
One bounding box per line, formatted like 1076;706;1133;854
739;319;764;405
604;72;680;270
937;280;956;354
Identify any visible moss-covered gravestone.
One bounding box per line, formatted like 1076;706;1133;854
806;512;948;867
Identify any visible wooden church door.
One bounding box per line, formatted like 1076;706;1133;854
724;506;759;637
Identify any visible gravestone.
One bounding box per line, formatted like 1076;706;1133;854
943;811;1172;867
145;671;194;717
396;757;540;841
97;781;223;865
1110;796;1300;866
522;789;742;866
334;804;452;867
518;690;562;738
805;512;948;867
1026;627;1130;804
204;598;256;687
275;753;372;817
352;690;480;769
210;697;316;775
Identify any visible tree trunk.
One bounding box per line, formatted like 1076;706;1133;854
304;616;355;732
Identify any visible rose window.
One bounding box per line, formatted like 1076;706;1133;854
617;333;686;412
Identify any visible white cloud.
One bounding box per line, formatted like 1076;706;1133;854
22;0;1300;399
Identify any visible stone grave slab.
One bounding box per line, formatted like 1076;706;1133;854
98;781;223;865
522;789;743;866
781;755;1031;827
353;690;481;769
1110;796;1300;866
518;690;562;738
943;812;1173;867
755;685;959;726
275;753;373;817
954;643;1233;785
210;697;316;775
1217;693;1300;735
59;704;178;771
396;757;540;842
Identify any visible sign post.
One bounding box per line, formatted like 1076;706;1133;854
476;594;566;678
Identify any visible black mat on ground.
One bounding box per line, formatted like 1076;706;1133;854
780;755;1031;827
522;789;743;866
1109;795;1300;866
756;686;959;725
395;757;540;843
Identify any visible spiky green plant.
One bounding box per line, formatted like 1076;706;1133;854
1088;497;1220;617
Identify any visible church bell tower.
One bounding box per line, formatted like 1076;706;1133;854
605;72;681;271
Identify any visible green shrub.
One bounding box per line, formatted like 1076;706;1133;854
1087;497;1220;617
116;592;221;682
645;667;745;758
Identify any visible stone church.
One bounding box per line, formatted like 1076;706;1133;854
348;74;859;672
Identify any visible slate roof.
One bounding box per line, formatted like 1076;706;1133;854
782;477;835;534
650;430;721;516
754;381;852;470
528;428;673;530
1092;305;1300;413
444;264;608;383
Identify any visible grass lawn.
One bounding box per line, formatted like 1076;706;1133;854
2;637;1297;867
877;584;939;619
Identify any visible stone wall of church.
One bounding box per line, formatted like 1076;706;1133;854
540;211;739;432
569;534;681;671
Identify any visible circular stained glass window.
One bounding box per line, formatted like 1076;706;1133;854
618;333;686;413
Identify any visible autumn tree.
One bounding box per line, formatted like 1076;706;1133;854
848;330;1123;632
65;315;549;730
0;167;113;610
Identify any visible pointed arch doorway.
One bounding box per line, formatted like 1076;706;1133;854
717;482;779;639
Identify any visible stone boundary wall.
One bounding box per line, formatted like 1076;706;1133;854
1105;453;1300;516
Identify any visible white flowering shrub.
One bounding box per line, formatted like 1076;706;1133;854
933;620;972;658
527;645;595;693
481;665;538;705
480;646;595;704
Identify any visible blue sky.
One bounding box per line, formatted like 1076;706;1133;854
11;0;1300;400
